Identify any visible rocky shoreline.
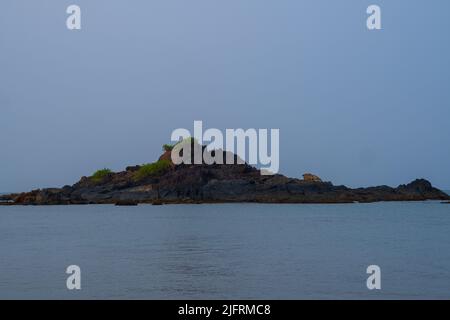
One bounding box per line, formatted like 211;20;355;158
1;147;449;206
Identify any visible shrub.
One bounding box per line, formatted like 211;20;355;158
162;138;196;152
91;168;112;182
134;160;171;180
177;137;197;145
162;144;174;152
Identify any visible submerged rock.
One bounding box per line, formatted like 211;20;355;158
115;200;138;206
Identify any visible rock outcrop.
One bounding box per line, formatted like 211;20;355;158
1;148;449;205
158;150;173;163
303;173;322;182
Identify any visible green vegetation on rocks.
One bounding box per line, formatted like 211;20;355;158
91;168;112;182
162;144;174;152
134;160;171;181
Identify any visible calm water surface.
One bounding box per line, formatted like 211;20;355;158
0;202;449;299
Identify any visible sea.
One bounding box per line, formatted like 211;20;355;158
0;199;449;299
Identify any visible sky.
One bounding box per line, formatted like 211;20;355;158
1;0;449;192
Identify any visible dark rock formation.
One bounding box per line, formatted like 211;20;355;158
1;148;449;205
0;194;15;205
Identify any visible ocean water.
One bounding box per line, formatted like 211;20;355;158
0;202;449;299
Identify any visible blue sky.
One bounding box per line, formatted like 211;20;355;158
1;0;449;192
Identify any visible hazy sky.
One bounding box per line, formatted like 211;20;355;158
1;0;449;192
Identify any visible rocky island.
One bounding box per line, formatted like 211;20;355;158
1;144;449;205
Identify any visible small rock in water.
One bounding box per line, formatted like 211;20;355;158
115;200;138;206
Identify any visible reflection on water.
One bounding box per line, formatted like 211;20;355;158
0;202;450;299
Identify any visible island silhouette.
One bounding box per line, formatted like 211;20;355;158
1;142;449;205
